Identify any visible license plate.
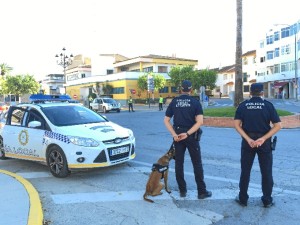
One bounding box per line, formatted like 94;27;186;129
110;146;129;156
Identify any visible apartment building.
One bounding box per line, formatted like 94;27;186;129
256;21;300;99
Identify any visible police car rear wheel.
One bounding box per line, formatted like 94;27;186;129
103;107;107;113
0;137;7;160
47;146;70;178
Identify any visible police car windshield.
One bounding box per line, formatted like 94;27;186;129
42;105;107;126
103;98;116;103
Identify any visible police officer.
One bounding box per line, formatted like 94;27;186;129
128;96;134;112
164;80;212;199
234;83;282;207
159;95;164;111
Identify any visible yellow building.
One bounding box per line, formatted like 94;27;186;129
65;54;198;106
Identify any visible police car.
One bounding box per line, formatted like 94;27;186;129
0;94;136;178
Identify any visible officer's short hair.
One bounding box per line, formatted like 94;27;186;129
181;80;192;92
250;83;263;96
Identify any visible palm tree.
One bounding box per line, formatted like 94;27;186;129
0;63;13;76
234;0;243;107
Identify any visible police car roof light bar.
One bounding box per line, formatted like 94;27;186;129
29;94;72;103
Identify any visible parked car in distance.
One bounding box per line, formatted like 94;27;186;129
0;94;135;178
90;97;121;113
0;102;9;112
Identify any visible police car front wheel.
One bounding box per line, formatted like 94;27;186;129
0;137;7;160
47;145;70;178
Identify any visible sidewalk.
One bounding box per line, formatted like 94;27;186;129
0;170;43;225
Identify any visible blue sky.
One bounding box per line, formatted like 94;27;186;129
0;0;299;79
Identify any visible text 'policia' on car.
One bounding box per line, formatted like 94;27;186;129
0;94;136;178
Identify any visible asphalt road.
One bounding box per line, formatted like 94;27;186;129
1;107;299;225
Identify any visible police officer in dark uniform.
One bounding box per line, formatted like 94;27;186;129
234;83;282;207
164;80;212;199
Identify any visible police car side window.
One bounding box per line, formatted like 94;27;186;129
10;108;26;126
27;110;46;130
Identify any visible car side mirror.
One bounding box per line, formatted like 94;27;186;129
28;121;42;128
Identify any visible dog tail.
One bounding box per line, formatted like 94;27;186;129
143;192;154;203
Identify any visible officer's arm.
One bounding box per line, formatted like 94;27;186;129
186;114;203;136
254;122;282;146
234;119;255;148
164;116;179;141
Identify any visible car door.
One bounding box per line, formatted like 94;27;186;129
2;106;46;162
98;99;104;111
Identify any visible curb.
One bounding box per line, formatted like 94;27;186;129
0;170;43;225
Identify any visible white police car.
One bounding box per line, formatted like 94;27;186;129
0;94;136;178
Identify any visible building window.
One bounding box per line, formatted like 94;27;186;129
243;73;248;82
266;35;274;45
143;67;153;72
274;48;280;57
171;86;178;93
260;41;264;48
159;87;169;93
158;66;168;73
274;31;280;41
267;51;274;60
281;45;291;55
281;27;290;38
223;74;228;80
281;63;288;72
107;69;113;74
112;87;124;94
274;64;280;73
81;73;86;78
243;85;250;92
260;56;265;63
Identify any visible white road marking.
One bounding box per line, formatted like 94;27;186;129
51;188;266;205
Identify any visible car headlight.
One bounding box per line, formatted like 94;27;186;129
127;129;134;140
68;136;99;147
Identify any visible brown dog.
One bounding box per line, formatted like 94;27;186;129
143;146;175;203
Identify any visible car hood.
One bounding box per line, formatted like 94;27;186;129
53;121;131;141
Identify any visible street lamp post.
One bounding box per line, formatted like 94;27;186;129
55;47;73;94
294;32;299;101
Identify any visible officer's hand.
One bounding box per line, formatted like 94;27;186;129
254;138;265;147
247;139;256;148
173;135;180;142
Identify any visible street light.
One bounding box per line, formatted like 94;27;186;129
55;47;73;94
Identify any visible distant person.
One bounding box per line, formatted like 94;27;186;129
128;96;134;112
220;92;222;99
234;83;282;208
159;95;164;111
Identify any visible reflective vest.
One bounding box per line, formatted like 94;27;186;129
159;97;163;103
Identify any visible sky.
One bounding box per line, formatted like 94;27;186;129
1;0;299;80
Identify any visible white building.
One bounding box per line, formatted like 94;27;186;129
256;21;300;99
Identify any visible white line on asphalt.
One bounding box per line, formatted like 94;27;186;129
133;160;300;197
51;188;264;204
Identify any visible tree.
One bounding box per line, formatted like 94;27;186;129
137;72;166;92
234;0;243;107
0;63;13;76
1;74;39;100
168;66;217;92
168;65;196;90
194;69;217;91
102;82;113;95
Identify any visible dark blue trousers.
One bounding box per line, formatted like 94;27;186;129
174;137;207;194
239;139;273;205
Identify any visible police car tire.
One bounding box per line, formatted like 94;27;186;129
103;107;107;113
117;109;120;113
0;137;7;160
47;145;70;178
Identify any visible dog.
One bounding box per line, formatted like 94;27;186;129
143;145;175;203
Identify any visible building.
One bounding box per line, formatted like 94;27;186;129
256;21;300;99
65;54;198;106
